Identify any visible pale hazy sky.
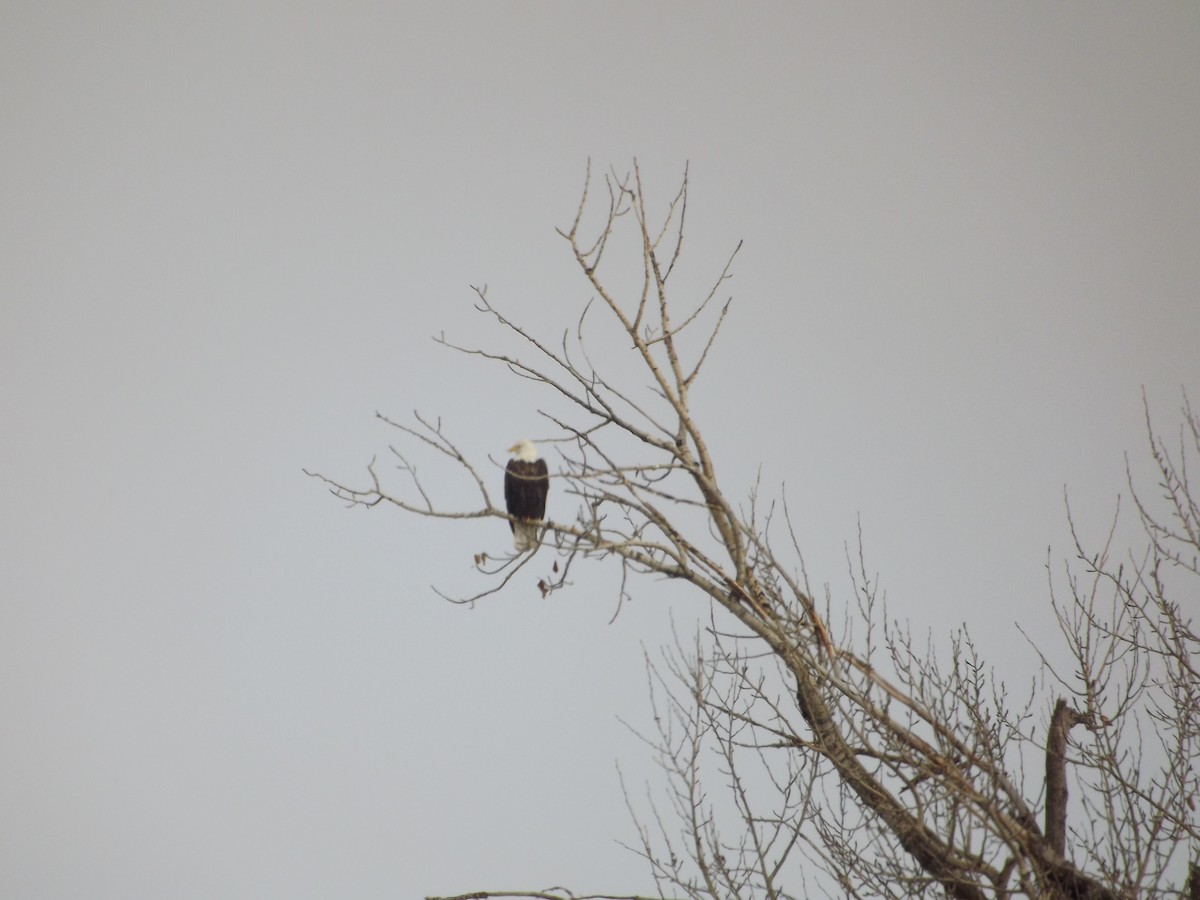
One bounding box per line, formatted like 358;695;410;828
2;3;1198;898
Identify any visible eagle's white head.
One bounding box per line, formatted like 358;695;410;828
507;439;539;462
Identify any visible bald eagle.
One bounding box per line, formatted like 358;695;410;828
505;439;549;552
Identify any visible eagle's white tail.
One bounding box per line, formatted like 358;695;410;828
513;521;540;552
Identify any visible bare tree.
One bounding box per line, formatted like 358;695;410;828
307;163;1199;899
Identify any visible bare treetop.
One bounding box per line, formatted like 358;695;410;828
309;163;1199;899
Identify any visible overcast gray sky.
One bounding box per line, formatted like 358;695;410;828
2;3;1198;897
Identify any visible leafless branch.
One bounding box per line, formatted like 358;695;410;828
311;163;1200;899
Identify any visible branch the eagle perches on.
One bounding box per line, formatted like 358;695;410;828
308;162;1199;899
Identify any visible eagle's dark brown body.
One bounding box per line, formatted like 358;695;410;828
505;442;549;551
